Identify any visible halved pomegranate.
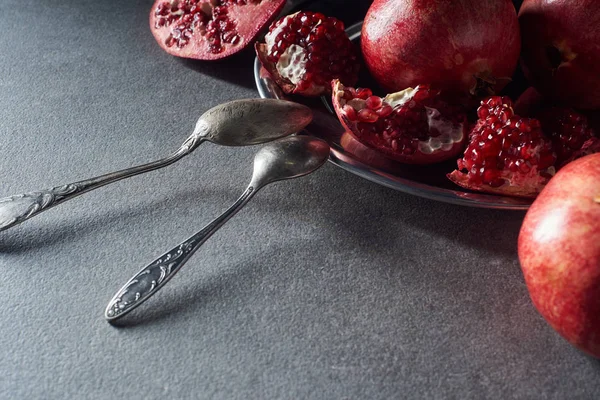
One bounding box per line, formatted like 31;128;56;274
255;12;360;97
331;80;468;165
448;97;557;198
149;0;286;60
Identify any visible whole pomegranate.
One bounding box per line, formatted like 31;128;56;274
518;153;600;358
332;80;468;164
361;0;521;96
149;0;286;60
519;0;600;110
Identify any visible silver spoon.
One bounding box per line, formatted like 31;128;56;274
0;99;312;232
104;135;330;321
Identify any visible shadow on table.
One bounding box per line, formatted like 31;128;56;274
107;243;283;328
176;48;259;91
0;167;526;262
0;185;240;254
301;168;527;260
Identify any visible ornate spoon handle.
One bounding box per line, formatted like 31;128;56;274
0;139;203;232
105;186;257;321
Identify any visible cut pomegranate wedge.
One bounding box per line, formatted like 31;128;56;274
448;96;557;198
514;88;598;167
331;80;468;164
149;0;286;61
538;107;597;167
255;12;360;97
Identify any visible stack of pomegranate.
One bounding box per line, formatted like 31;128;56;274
148;0;600;199
344;0;600;199
148;0;600;358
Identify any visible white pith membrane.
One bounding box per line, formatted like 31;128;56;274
333;83;465;155
448;164;554;197
264;12;325;92
497;160;555;189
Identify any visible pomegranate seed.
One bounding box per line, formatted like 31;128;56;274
477;106;489;119
358;109;379;123
366;96;383;110
377;104;394;118
355;88;372;100
517;119;532;132
343;105;357;121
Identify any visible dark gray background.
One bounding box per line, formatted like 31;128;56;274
1;1;598;399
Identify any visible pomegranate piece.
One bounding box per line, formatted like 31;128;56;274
515;88;599;167
538;108;597;167
149;0;286;61
448;96;557;198
255;11;360;97
331;80;468;165
519;0;600;109
361;0;521;96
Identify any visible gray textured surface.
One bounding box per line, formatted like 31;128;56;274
1;1;599;399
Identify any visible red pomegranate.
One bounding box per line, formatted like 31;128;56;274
331;80;468;165
519;0;600;110
518;153;600;358
255;12;360;96
361;0;521;96
149;0;285;60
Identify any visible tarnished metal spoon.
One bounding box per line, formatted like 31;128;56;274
105;135;330;321
0;99;312;232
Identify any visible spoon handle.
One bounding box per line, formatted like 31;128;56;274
104;185;257;321
0;140;203;232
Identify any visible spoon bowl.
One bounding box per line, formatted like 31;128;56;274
195;99;313;146
250;135;331;187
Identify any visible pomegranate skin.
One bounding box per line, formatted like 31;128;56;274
361;0;521;95
518;153;600;358
519;0;600;110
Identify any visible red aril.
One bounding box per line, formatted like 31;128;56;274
149;0;285;60
515;88;599;167
537;108;597;167
519;0;600;109
255;12;359;96
448;96;557;198
331;80;468;165
361;0;520;96
518;153;600;358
